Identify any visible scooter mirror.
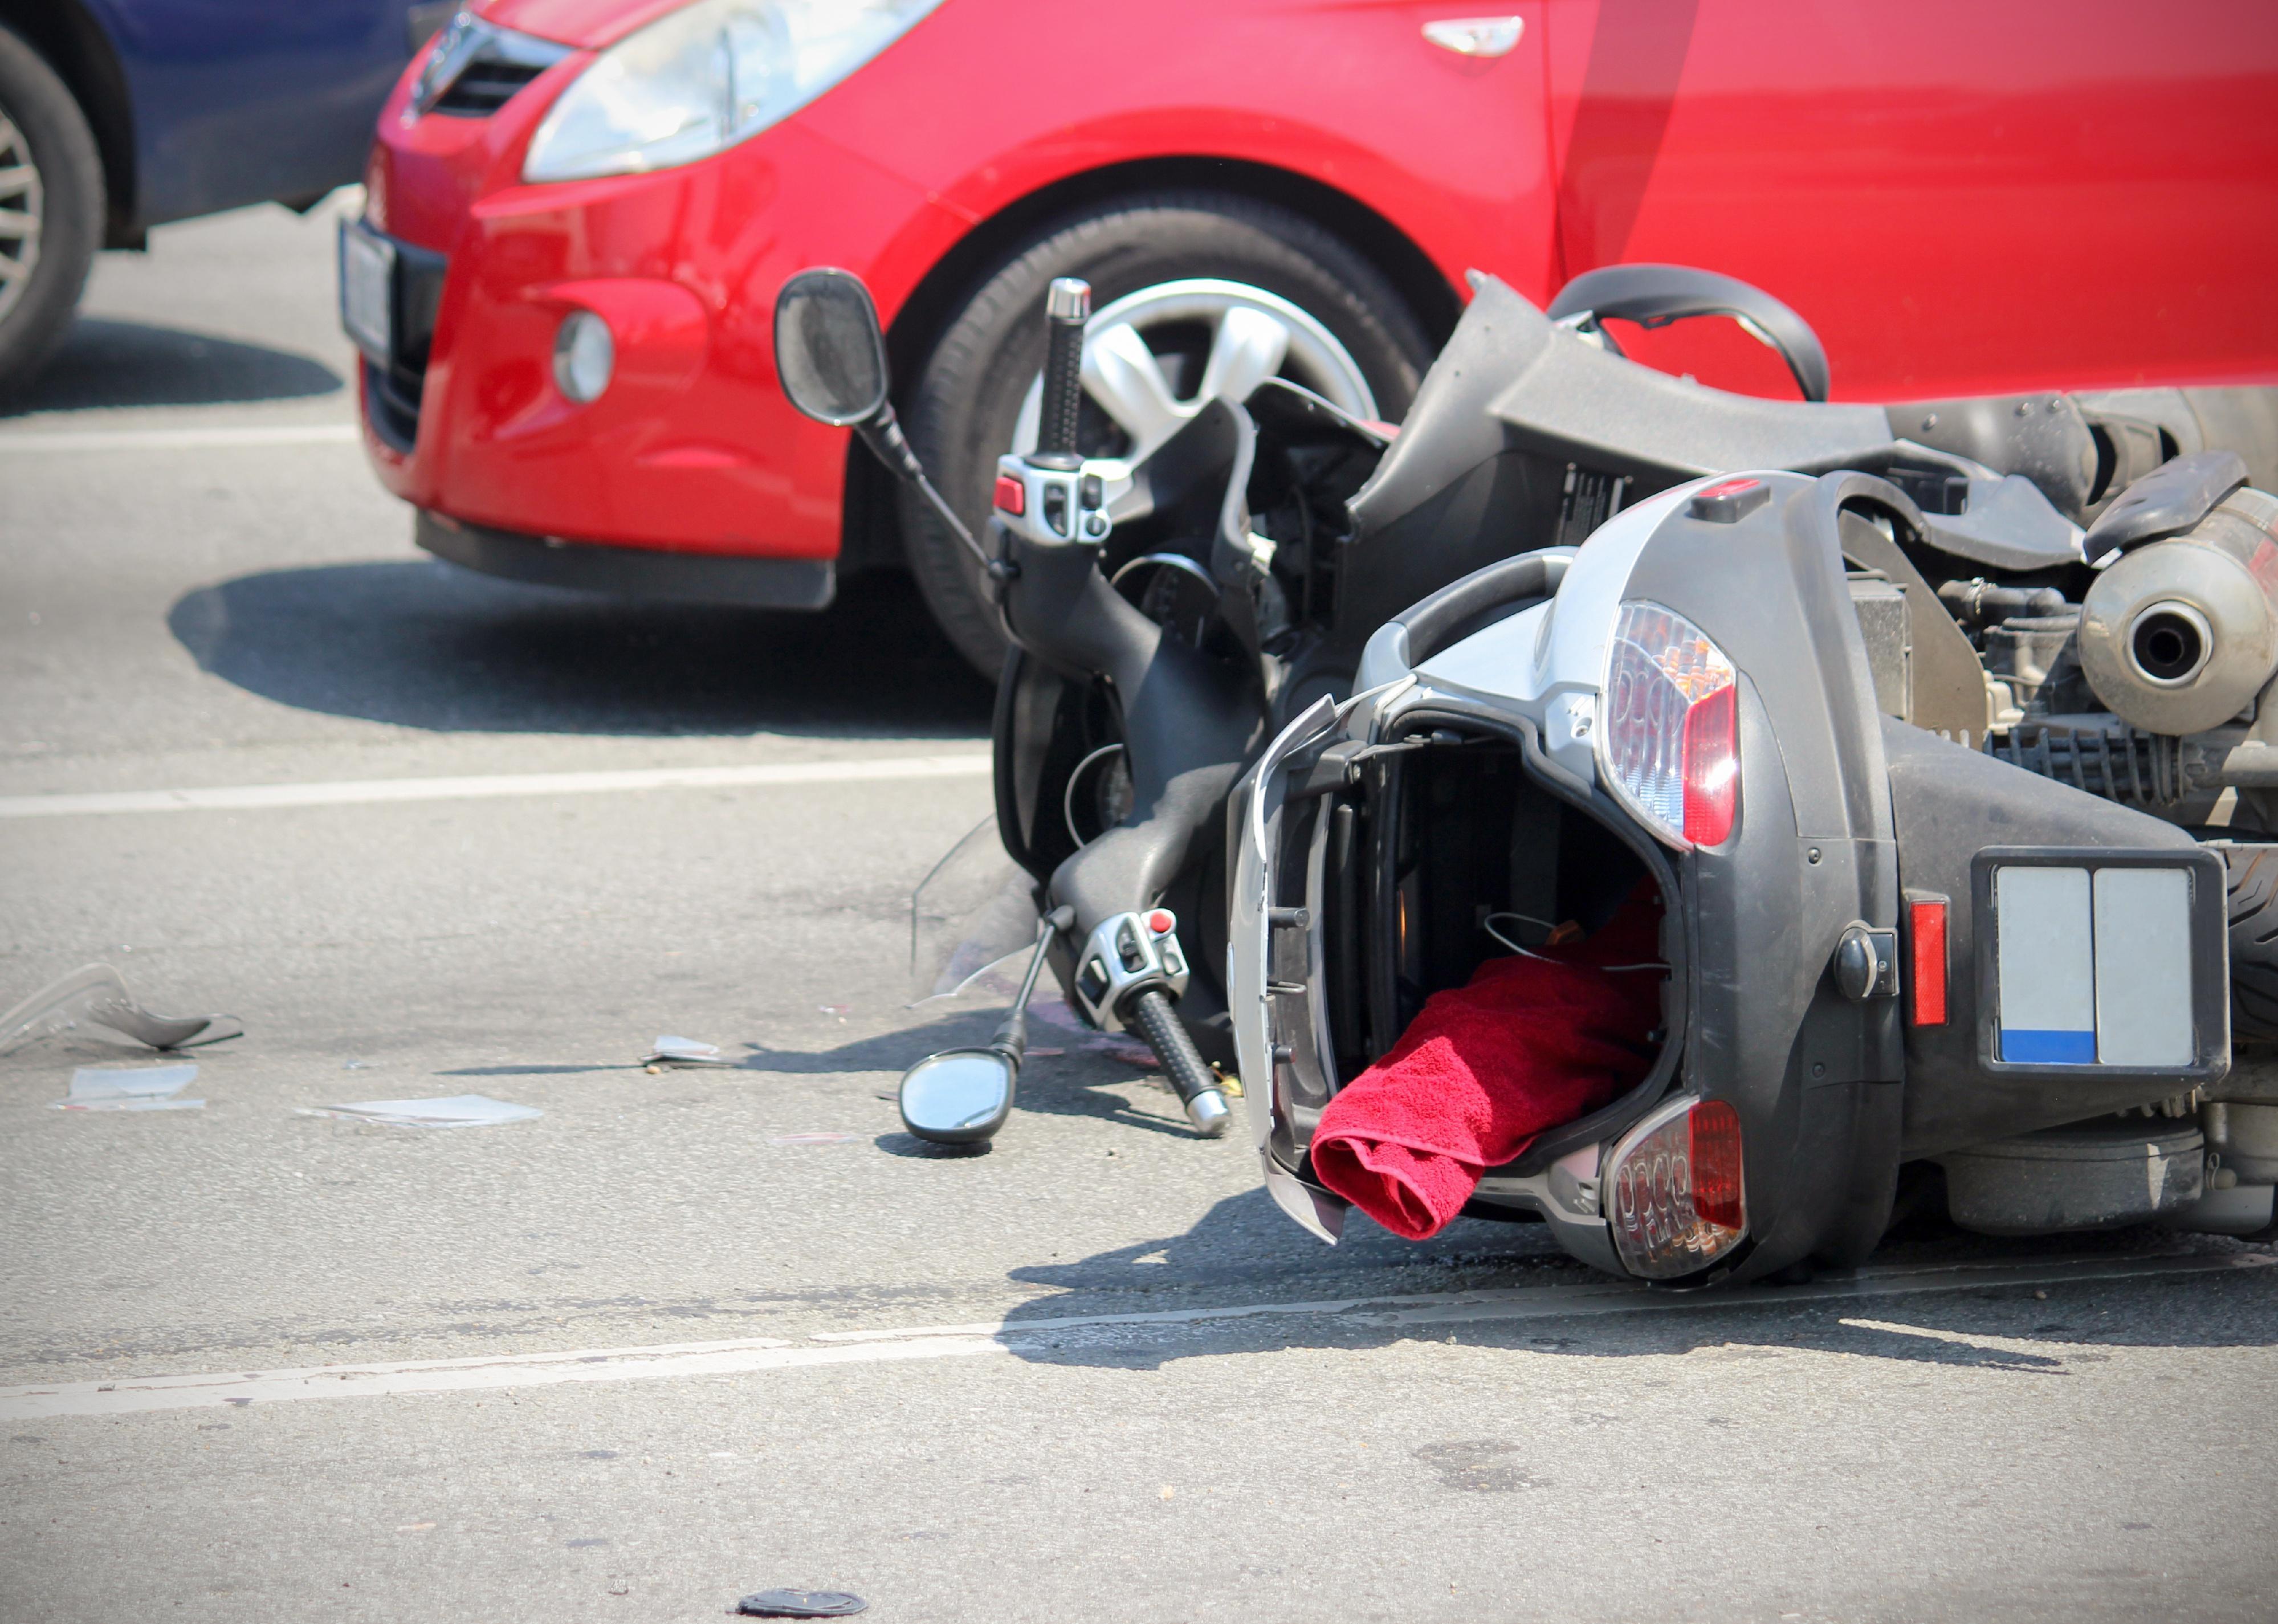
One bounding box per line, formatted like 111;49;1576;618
898;1047;1016;1145
773;268;889;427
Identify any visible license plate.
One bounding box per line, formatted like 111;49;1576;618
1993;862;2193;1066
339;221;395;364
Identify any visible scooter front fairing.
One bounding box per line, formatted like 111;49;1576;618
1232;471;2232;1286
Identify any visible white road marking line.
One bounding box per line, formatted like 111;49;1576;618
0;423;359;454
810;1250;2268;1343
0;756;992;821
1837;1317;2072;1357
2;1251;2261;1420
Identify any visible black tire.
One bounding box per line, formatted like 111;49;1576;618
2216;840;2278;1041
901;191;1435;676
0;26;102;392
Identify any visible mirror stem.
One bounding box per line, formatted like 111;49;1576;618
989;904;1076;1067
858;407;987;570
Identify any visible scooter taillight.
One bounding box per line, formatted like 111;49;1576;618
1605;1095;1747;1279
1600;601;1741;849
1679;682;1738;846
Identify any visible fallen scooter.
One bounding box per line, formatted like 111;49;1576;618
1236;451;2278;1282
776;260;2278;1164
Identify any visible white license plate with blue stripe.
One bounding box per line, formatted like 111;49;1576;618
1994;863;2194;1066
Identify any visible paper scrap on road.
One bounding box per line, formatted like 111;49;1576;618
52;1064;203;1112
300;1094;541;1128
643;1035;733;1067
0;963;242;1056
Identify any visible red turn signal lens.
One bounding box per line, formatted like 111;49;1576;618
1680;681;1738;847
1688;1099;1745;1230
1607;1095;1749;1279
1687;476;1772;523
1909;898;1948;1026
993;474;1025;515
1147;909;1175;935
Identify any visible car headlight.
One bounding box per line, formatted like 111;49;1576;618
522;0;942;183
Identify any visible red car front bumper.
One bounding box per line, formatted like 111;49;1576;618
358;48;964;605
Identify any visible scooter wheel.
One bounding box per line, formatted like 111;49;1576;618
2214;840;2278;1042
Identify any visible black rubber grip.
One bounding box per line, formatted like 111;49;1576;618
1126;989;1217;1109
1037;311;1085;458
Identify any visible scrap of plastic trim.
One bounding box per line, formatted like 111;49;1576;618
0;964;242;1056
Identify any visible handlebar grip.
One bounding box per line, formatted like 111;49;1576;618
1037;278;1090;460
1126;988;1230;1136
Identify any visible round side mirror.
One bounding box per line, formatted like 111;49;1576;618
773;267;890;427
898;1046;1016;1145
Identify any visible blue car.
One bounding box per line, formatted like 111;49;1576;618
0;0;439;387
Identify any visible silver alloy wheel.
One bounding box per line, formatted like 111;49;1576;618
1010;279;1379;501
0;106;42;326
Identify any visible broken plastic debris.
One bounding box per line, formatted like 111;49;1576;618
908;817;1041;1003
299;1094;541;1128
642;1035;733;1067
769;1132;860;1146
0;963;242;1056
52;1063;203;1112
737;1591;867;1619
818;1003;851;1017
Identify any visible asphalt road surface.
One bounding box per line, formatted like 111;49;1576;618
3;201;2275;1624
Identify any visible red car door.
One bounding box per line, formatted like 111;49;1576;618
1543;0;2278;399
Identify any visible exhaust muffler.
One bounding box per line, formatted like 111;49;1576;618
2078;485;2278;733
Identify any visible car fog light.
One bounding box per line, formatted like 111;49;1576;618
554;310;615;403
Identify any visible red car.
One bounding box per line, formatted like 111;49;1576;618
351;0;2278;674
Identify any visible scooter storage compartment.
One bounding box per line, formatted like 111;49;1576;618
1338;737;1667;1086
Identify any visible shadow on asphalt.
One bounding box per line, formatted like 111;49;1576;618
739;1005;1217;1144
168;560;994;737
988;1190;2278;1372
0;318;343;414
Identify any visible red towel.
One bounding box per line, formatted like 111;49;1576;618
1310;887;1664;1240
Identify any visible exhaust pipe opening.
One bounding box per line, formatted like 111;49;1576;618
2128;602;2212;687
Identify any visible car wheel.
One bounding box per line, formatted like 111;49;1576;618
901;191;1436;676
0;27;103;392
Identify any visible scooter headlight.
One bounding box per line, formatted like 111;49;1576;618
523;0;942;183
1599;600;1739;849
1605;1095;1747;1279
